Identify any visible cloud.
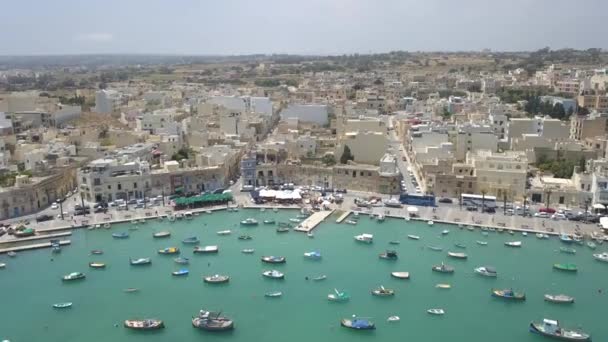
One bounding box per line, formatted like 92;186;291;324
74;33;113;42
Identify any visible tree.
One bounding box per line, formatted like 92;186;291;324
340;145;354;164
321;154;336;166
579;157;586;173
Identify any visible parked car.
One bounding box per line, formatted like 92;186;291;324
335;189;347;194
466;206;478;212
482;207;496;213
36;214;54;223
551;213;566;220
534;212;549;218
51;203;59;209
506;209;515;216
539;207;556;214
438;198;453;204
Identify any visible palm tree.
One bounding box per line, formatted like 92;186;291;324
545;189;552;208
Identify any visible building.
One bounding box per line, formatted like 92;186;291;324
555;79;580;95
280;104;329;125
468;150;528;199
94;89;122;114
338;131;387;165
577;92;608;113
570;113;608;140
240;153;257;188
78;159;152;203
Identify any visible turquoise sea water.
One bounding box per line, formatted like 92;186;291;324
1;209;607;341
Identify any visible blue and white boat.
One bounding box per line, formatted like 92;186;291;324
304;251;322;260
112;232;129;239
172;269;189;276
560;234;574;244
341;317;375;330
182;237;200;244
130;257;151;266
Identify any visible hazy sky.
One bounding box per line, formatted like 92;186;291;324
1;0;607;55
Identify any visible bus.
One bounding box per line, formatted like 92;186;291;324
399;193;436;207
460;193;497;208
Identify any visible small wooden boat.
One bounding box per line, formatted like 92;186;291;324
174;257;189;264
560;247;576;254
435;283;451;289
216;230;231;235
474;266;497;277
345;219;358;225
544;294;574;304
476;241;488;246
427;308;445;315
387;316;400;322
372;286;394;297
112;232;129;239
328;288;350;301
407;235;420;240
379;250;398;260
172;269;189;276
529;318;591;341
454;243;466;249
240;218;259;226
262;270;284;279
91;250;103;255
391;272;410;279
312;275;327;281
447;251;467;259
505;241;522;247
340;317;375;330
553;263;577;272
193;245;218;254
265;291;282;297
124;319;164;330
89;262;106;269
238;234;253;240
481;231;489;236
263;219;276;225
241;248;255;254
304;251;322;259
158;247;180;255
62;272;85;281
389;240;400;245
441;229;449;235
276;227;290;233
124;288;140;293
432;263;454;273
560;234;574;244
192;310;234;331
53;302;72;309
427;220;434;226
492;288;526;301
261;256;286;264
427;245;443;251
182;236;199;244
593;252;608;262
587;241;597;250
129;258;151;265
204;274;229;283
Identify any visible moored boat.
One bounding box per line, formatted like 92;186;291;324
427;245;443;251
492;288;526;301
307;232;314;238
262;270;284;279
432;263;454;273
379;250;398;260
544;294;575;304
340;317;375;330
407;235;420;240
474;266;497;277
240;218;258;226
129;257;151;265
174;257;189;264
303;251;322;259
265;291;282;298
238;234;253;240
262;256;286;264
91;250;103;255
560;247;576;254
193;245;219;254
441;229;449;235
505;241;522;247
289;218;301;223
587;241;597;250
312;275;327;281
454;243;466;249
263;219;276;225
153;231;171;238
345;219;358;225
89;262;106;269
435;283;451;289
112;232;129;239
476;241;488;246
427;220;434;226
553;263;577;272
447;251;467;259
427;308;445;315
371;285;394;297
391;272;410;279
182;236;199;244
529;318;590;341
172;269;189;276
124;319;164;330
328;288;350;302
354;233;373;243
216;230;231;235
204;274;230;283
53;302;72;309
560;234;574;244
593;252;608;262
241;248;255;254
158;247;180;255
276;227;290;233
387;316;399;322
62;272;85;281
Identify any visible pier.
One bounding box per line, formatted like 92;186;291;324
335;210;352;223
0;240;71;254
0;231;72;245
295;210;334;233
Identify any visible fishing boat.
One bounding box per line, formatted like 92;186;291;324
303;251;322;259
131;220;138;225
182;236;199;244
265;291;282;298
407;235;420;240
172;269;189;276
476;241;488;246
467;226;475;231
553;263;577;272
544;294;575;304
474;266;497;277
371;286;395;297
240;218;259;226
428;220;434;226
505;241;522;247
124;319;164;330
379;250;398;260
560;234;574;244
454;243;467;249
204;274;230;283
216;230;231;235
427;309;445;315
152;231;170;238
52;302;72;309
387;316;400;322
261;256;286;264
112;232;129;239
354;233;373;243
435;283;451;289
184;212;193;219
14;228;35;238
174;257;189;264
447;251;468;259
62;272;85;281
262;270;284;279
328;288;350;301
129;257;151;265
391;272;410;279
340;317;375;330
241;248;255;254
193;245;219;254
389;240;400;245
276;227;290;233
560;247;576;254
529;318;591;341
593;252;608;262
158;247;180;255
432;263;455;273
492;288;526;300
263;219;276;225
441;229;449;235
238;234;253;240
427;245;443;251
312;275;327;281
509;230;515;235
91;250;103;255
345;219;358;225
89;262;106;269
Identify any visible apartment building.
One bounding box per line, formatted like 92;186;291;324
577;92;608;112
339;131;387;165
467;150;528;198
570;113;608;140
94;89;122;114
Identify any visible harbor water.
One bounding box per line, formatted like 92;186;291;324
1;209;607;341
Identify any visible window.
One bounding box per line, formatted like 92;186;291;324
117;183;122;190
93;178;101;186
133;182;138;189
368;172;372;176
360;171;364;176
559;196;565;204
107;185;111;190
468;182;472;188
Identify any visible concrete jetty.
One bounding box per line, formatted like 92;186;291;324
335;211;352;223
295;210;334;233
0;240;71;254
0;231;72;245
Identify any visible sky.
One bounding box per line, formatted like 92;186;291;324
1;0;607;55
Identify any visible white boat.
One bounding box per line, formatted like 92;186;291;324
476;240;488;246
354;234;373;243
193;245;219;254
262;270;284;279
216;230;232;235
427;308;445;315
447;252;467;259
441;230;449;235
435;283;451;289
241;249;255;254
327;288;350;302
376;214;385;222
505;241;522;247
522;231;528;236
265;291;282;298
303;251;322;259
289;218;301;223
240;218;259;226
530;318;591;341
391;272;410;279
387;316;400;322
427;221;434;226
0;263;6;268
407;235;420;240
593;252;608;262
474;266;497;277
307;232;314;238
345;220;358;225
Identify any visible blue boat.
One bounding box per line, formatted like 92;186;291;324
172;269;189;276
304;251;322;259
182;237;200;244
112;232;129;239
341;317;375;330
560;234;574;244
